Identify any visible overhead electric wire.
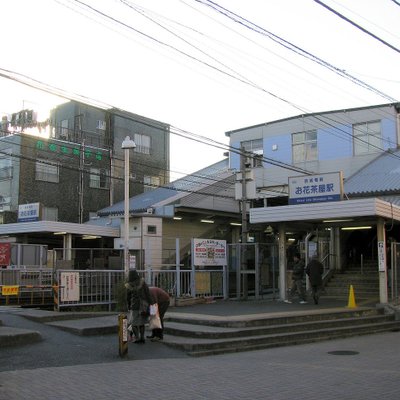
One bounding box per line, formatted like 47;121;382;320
69;0;400;152
0;132;238;200
3;63;400;187
69;0;308;114
330;0;400;42
313;0;400;54
194;0;397;103
57;0;398;123
1;1;398;188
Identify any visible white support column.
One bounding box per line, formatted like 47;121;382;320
175;238;181;298
278;224;287;301
63;234;72;261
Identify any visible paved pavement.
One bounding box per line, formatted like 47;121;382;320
1;297;399;399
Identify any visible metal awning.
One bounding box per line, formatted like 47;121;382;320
250;198;400;225
0;221;120;237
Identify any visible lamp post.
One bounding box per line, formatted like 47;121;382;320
121;136;136;277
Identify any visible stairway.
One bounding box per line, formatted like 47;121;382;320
324;262;380;300
163;307;400;357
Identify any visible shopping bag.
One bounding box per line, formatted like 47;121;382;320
148;314;162;330
149;303;159;316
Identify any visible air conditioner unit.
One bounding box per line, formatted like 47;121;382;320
96;120;106;130
146;208;154;214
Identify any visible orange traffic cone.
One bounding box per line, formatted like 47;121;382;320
347;284;357;308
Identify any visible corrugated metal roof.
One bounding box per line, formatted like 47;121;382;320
97;159;232;217
344;149;400;195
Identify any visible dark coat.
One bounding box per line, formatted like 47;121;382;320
125;277;153;310
305;259;324;286
149;287;170;304
291;258;305;280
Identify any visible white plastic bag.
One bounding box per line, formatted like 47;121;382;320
149;303;159;316
148;303;162;329
148;313;162;330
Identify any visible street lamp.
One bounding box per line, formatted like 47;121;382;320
121;136;136;277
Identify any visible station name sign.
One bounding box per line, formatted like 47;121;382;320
288;172;343;205
18;202;41;222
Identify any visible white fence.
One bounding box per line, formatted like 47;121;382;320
54;267;227;311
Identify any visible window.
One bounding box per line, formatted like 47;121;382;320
0;149;12;180
42;206;58;221
96;120;106;130
144;175;160;192
147;225;157;234
60;119;69;139
353;121;381;155
89;212;98;220
241;139;264;167
292;130;317;163
90;168;110;189
134;133;151;154
35;160;59;183
242;139;263;155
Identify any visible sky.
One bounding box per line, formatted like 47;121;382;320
0;0;399;181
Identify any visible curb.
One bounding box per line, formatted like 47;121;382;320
0;326;42;347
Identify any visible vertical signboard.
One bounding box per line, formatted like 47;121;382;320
378;241;386;272
0;243;11;266
60;272;80;302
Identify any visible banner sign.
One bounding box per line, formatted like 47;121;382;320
60;272;80;302
192;239;227;266
288;172;343;205
0;243;11;265
1;285;19;296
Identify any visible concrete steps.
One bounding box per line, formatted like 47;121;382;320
162;308;400;357
324;264;380;299
0;326;42;347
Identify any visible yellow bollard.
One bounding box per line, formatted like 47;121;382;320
347;284;357;308
118;313;128;358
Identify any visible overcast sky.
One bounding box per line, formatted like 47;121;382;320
1;0;399;180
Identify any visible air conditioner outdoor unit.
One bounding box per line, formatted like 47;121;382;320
146;208;154;214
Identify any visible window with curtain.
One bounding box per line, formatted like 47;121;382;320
353;121;381;155
35;160;59;183
133;133;151;154
89;168;110;189
292;130;317;163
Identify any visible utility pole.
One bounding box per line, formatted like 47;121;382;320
240;147;250;299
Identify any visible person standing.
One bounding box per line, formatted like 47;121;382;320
125;269;153;344
305;257;324;304
147;286;170;341
285;253;307;304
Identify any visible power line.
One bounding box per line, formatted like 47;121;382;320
194;0;397;103
313;0;400;54
0;65;318;179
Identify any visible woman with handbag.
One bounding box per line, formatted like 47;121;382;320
125;269;153;344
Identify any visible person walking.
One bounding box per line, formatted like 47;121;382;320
125;269;153;344
147;286;170;341
305;257;324;304
285;253;307;304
